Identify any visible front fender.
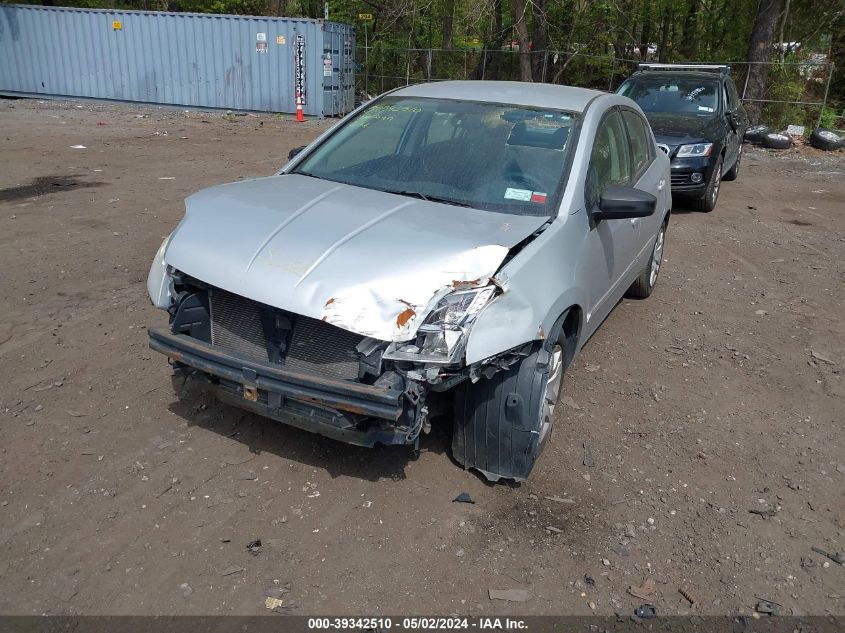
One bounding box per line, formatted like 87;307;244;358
465;216;588;365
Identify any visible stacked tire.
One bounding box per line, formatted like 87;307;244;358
761;132;792;149
744;124;772;144
808;128;845;151
744;125;791;150
746;124;844;152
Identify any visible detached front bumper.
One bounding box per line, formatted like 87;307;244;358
148;327;414;447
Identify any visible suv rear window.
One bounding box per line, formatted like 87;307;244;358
619;77;719;115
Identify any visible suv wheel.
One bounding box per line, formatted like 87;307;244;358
451;314;569;482
692;156;722;212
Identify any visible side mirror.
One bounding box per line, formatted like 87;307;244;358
288;145;306;160
595;185;656;221
726;112;738;131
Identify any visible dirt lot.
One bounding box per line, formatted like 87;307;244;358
1;98;843;618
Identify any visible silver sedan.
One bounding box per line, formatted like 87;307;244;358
147;80;671;481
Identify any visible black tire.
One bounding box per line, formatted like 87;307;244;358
691;156;722;212
452;314;569;482
808;128;845;151
762;132;792;150
744;124;772;144
722;144;742;181
627;220;666;299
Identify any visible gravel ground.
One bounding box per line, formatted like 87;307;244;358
0;98;843;617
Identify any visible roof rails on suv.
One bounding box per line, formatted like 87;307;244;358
637;63;730;76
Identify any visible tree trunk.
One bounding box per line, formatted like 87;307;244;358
471;0;505;79
744;0;785;124
513;0;533;82
441;0;455;49
679;0;699;59
530;0;548;81
639;0;651;59
658;6;671;62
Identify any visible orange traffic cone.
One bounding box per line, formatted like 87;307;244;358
296;96;304;122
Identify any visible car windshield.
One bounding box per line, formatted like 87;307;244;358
292;96;578;216
619;77;719;115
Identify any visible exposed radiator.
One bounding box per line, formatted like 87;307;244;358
209;288;364;381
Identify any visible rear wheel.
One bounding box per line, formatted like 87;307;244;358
451;314;570;482
691;157;722;212
627;221;666;299
723;145;742;181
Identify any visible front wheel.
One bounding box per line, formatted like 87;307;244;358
451;316;567;482
692;157;722;212
627;221;666;299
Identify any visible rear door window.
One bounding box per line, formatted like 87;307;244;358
621;110;654;177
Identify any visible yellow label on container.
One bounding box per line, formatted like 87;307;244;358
112;20;122;30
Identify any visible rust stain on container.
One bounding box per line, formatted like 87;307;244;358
324;297;336;308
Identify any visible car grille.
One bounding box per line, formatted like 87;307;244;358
210;288;267;361
671;174;692;186
209;288;364;381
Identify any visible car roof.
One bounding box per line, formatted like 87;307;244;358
391;81;604;113
624;71;725;83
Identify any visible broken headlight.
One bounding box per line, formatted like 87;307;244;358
383;286;496;365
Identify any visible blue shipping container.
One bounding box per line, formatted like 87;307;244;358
0;4;355;116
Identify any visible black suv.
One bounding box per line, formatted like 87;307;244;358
617;64;748;212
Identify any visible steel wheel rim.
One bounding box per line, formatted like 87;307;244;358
539;344;564;446
649;227;664;287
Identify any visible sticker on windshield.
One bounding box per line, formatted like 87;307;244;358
530;192;547;203
504;188;532;201
698;106;714;112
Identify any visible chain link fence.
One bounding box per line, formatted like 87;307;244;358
355;46;838;130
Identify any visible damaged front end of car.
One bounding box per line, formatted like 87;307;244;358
147;267;532;450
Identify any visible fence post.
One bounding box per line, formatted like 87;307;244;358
427;48;432;81
741;62;751;99
608;55;616;91
817;61;834;128
363;26;369;96
541;50;548;83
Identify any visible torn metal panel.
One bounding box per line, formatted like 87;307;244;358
163;174;545;342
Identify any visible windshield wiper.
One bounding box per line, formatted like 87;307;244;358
382;189;473;208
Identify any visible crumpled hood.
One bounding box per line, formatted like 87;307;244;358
164;174;547;341
645;112;722;146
